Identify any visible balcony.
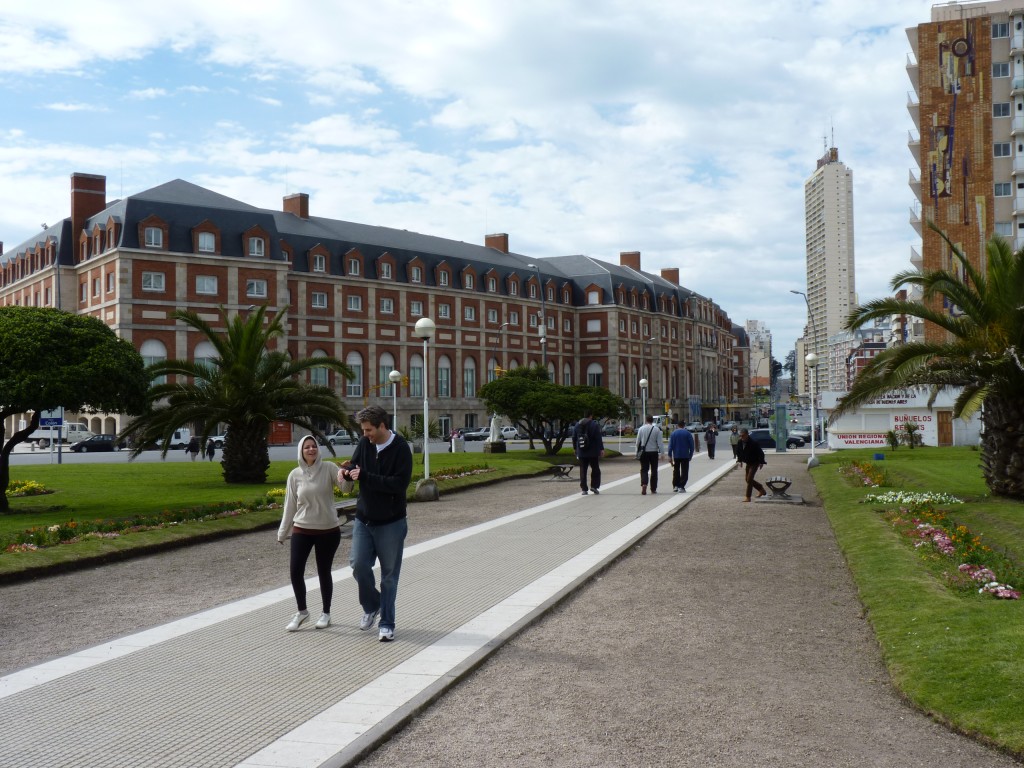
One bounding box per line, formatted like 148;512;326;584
906;53;919;91
1012;156;1024;174
909;204;922;237
907;92;920;130
1013;116;1024;136
1013;77;1024;95
908;169;921;202
907;129;920;160
906;26;919;61
1012;34;1024;54
910;245;923;270
1014;196;1024;216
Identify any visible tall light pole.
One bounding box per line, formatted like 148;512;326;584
790;289;818;396
806;352;820;468
527;263;547;371
644;336;657;417
414;317;438;500
491;321;510;381
388;369;402;433
639;378;649;424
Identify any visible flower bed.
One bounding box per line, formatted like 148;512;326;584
862;490;1020;600
6;480;52;497
840;460;888;488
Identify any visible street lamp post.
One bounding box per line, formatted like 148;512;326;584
644;336;657;419
388;369;402;434
413;317;438;501
639;378;649;425
805;352;820;468
527;263;547;371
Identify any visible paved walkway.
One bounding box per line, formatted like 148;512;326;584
0;457;735;768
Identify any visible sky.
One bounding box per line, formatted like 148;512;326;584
0;0;937;359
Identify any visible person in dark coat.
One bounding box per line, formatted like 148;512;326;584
205;438;216;461
736;428;767;502
572;411;605;496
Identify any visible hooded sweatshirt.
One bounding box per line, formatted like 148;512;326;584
277;435;341;542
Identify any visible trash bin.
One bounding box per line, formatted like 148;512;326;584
873;453;885;460
451;437;465;452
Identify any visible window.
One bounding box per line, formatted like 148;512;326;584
80;282;87;301
196;275;218;295
349;258;361;276
311;291;328;309
547;287;554;301
510;311;519;325
996;221;1013;236
380;297;394;314
140;339;167;385
380;263;392;279
487;308;498;323
438;356;451;397
310;351;328;387
994;22;1009;37
347;295;363;311
198;232;215;252
547;316;554;330
586;362;603;387
464;306;476;321
565;363;573;387
464;274;474;289
996;182;1013;197
410;266;422;283
144;227;163;248
409;353;423;397
411;300;423;316
587;290;599;305
995;102;1012;118
106;272;115;293
378;352;395;391
488;277;496;292
142;271;165;292
439;271;449;287
994;62;1011;78
345;352;363;397
530;284;538;299
563;318;571;332
509;281;518;296
92;277;100;297
246;279;268;298
438;304;451;319
619;319;625;332
631;321;637;333
248;237;265;257
529;314;538;328
463;358;477;398
586;319;601;332
995;142;1012;157
313;253;326;272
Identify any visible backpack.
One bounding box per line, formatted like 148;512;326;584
576;422;589;451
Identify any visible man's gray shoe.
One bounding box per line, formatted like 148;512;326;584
379;627;395;642
359;609;379;631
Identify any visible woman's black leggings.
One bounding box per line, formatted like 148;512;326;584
289;529;342;612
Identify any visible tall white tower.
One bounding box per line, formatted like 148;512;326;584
803;145;855;393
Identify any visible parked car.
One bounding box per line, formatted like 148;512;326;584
601;422;633;436
720;421;737;431
500;426;519;439
462;426;491;441
320;429;355;446
748;428;804;450
788;427;811;444
685;422;705;433
209;432;228;449
69;434;122;453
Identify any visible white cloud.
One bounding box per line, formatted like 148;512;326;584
128;87;168;100
44;102;105;112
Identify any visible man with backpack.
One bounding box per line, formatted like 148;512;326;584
572;411;605;496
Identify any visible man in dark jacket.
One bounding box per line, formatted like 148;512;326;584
736;428;767;502
339;405;413;642
572;411;605;495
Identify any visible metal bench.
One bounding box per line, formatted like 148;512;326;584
550;464;576;480
335;499;358;537
764;475;793;499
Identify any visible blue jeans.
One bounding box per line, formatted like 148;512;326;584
350;517;408;631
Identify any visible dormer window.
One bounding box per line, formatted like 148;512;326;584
198;232;215;252
439;271;449;287
410;266;422;283
313;253;326;272
510;281;518;296
465;274;474;289
488;277;496;292
248;237;265;257
349;258;361;276
530;284;538;299
381;263;393;279
145;227;163;248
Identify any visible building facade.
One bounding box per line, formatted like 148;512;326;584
1;173;742;440
802;146;856;396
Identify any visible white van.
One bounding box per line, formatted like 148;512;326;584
28;422;93;448
160;428;193;451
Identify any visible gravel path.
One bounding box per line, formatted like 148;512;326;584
1;454;1018;767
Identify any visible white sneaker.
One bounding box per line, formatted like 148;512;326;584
359;609;379;631
315;612;331;629
378;626;395;642
286;611;308;631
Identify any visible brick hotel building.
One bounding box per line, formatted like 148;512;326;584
0;173;745;440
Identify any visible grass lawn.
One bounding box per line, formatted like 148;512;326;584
812;446;1024;757
1;448;580;580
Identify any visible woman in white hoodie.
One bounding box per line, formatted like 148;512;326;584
277;435;344;631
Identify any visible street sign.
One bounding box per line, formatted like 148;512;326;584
39;408;63;428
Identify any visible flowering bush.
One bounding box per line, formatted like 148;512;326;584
867;494;1019;600
840;460;888;488
6;480;52;497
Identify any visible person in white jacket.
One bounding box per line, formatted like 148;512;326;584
277;435;344;631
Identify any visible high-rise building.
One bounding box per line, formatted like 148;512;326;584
802;146;856;394
908;1;1015;342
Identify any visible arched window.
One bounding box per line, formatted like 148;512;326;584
487;356;500;383
508;358;520;371
586;362;603;387
310;349;329;387
438;355;452;398
194;341;218;374
618;364;626;396
409;353;424;397
140;339;167;385
378;351;395;389
345;351;363;397
463;356;477;397
563;362;572;386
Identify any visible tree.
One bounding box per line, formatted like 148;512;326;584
784;350;796;381
477;365;627;455
832;228;1024;498
0;307;148;512
120;305;354;484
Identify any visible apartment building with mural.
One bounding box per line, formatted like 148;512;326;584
0;173;743;441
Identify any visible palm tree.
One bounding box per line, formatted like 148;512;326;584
120;305;354;483
833;228;1024;498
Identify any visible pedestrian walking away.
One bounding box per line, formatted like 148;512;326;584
339;405;414;643
729;425;741;460
667;418;695;493
205;438;215;461
572;410;605;495
277;435;344;631
736;427;767;502
634;415;664;495
705;423;719;460
186;436;201;461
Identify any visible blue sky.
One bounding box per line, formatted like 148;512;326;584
0;0;937;358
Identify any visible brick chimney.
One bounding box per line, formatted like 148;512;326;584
620;251;641;271
485;233;509;253
284;192;309;219
70;173;107;237
660;267;679;285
